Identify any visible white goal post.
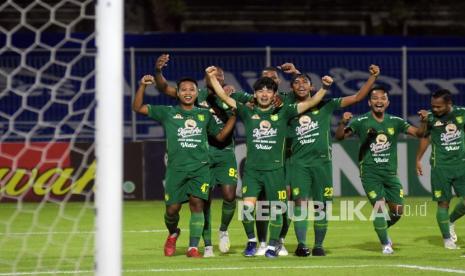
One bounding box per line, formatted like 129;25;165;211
95;0;123;276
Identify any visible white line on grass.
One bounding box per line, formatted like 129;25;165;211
3;225;463;236
1;264;465;275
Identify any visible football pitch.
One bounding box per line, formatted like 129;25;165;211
1;197;465;275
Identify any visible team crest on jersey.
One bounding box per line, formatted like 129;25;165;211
270;114;279;121
292;187;300;196
434;120;444;127
387;128;395;135
251;114;261;120
197;114;205;121
173;114;183;119
457;116;463;124
242;186;247;194
164;194;169;201
434;190;442;198
368;191;377;199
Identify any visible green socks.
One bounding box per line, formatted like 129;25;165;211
373;216;389;245
268;213;283;247
164;212;179;235
242;203;256;239
189;212;204;247
437;206;451;239
314;212;328;248
293;206;308;246
220;200;236;231
450;200;465;223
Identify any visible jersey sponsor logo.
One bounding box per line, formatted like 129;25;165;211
441;123;461;146
387;127;395;135
295;115;319;136
177;119;203;146
253;120;278;140
173;114;183;119
370;133;391;161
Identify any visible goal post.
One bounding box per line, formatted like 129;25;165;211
95;0;123;276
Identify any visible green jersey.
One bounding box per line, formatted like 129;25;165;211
237;102;299;170
348;112;410;172
426;106;465;167
288;97;342;166
147;105;221;171
197;88;252;156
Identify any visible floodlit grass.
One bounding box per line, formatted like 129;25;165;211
1;197;465;275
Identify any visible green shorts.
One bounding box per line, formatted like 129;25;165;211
361;169;404;205
241;167;287;202
431;165;465;202
284;157;291;187
210;152;238;187
289;161;333;202
164;165;210;205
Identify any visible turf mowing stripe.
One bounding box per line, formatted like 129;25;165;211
2;264;464;275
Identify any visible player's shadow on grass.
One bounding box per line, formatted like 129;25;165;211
414;235;443;247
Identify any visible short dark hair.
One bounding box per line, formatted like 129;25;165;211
253;77;278;92
368;86;389;98
262;66;278;73
176;77;198;88
290;74;313;88
432;89;452;103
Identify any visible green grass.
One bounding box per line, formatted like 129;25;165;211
1;197;465;275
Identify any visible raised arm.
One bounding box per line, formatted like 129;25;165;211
416;109;429;138
340;64;380;108
416;137;430;176
335;112;354;140
132;75;154;115
278;62;301;75
205;66;237;109
154;54;178;98
296;75;333;114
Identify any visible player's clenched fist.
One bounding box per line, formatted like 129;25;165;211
369;64;380;77
417;109;428;122
155;54;170;72
341;112;353;125
205;66;218;78
140;75;154;85
321;75;334;87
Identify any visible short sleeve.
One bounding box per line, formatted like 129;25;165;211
348;117;360;135
328;97;343;112
283;103;299;120
147;105;168;122
236;102;249;120
398;118;411;134
206;112;221;136
231;91;253;104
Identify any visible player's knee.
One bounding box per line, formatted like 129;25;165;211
438;201;450;208
393;205;403;216
223;191;236;202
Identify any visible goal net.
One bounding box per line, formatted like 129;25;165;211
0;0;121;274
